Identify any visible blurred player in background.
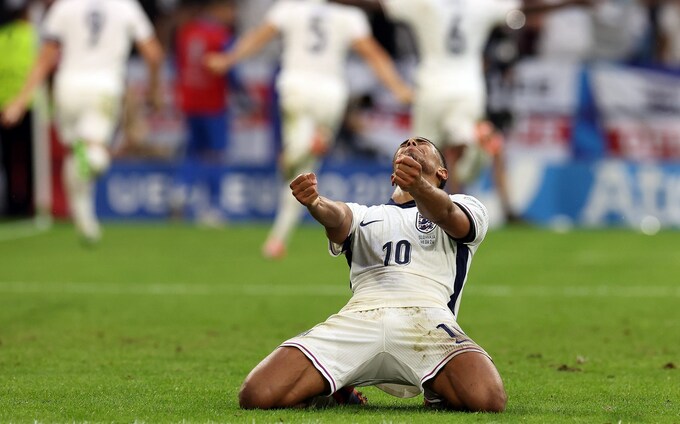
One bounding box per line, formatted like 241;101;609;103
173;0;237;225
205;0;413;259
1;0;164;243
379;0;526;223
238;137;505;411
338;0;588;223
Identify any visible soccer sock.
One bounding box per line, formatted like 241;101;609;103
267;158;320;246
306;387;368;408
269;111;325;246
72;139;92;179
332;386;368;405
64;153;100;240
267;180;306;245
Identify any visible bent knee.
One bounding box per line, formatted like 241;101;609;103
470;387;507;413
239;381;275;410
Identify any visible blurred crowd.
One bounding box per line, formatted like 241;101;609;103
151;0;680;160
3;0;680;155
119;0;680;67
2;0;680;222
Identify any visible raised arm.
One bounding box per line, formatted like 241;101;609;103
1;40;60;127
204;23;279;75
393;154;472;240
135;36;165;111
290;173;353;244
352;36;413;104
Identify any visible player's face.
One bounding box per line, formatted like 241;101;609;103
394;137;441;175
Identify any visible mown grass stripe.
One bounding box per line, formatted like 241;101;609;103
0;281;678;297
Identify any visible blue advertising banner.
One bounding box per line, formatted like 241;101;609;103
97;159;680;230
95;160;395;221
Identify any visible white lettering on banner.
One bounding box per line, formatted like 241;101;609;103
219;174;277;214
220;174;247;214
318;174;349;203
639;167;664;219
582;162;635;225
145;174;170;214
217;172;391;214
107;174;172;215
582;162;680;226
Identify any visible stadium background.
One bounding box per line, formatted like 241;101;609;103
3;0;680;231
2;1;680;422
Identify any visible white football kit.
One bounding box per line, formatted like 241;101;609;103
43;0;154;145
381;0;520;148
266;0;370;165
282;194;491;398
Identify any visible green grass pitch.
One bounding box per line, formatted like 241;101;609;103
1;222;678;423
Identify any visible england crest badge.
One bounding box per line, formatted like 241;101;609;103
415;212;436;233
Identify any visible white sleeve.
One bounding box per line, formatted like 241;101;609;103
328;203;369;256
128;0;154;41
347;8;371;41
450;194;489;246
265;0;290;30
42;2;67;42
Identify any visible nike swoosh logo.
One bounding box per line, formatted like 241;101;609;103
359;219;383;227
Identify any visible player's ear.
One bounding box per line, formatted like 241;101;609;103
390;172;396;187
436;167;448;189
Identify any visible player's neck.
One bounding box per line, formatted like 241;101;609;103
391;187;414;204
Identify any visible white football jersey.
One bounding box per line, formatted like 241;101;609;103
42;0;153;88
266;0;370;82
330;194;489;317
381;0;519;93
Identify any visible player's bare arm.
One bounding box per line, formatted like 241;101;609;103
1;40;60;127
136;36;165;111
290;173;352;244
351;37;413;104
392;149;471;240
204;23;278;75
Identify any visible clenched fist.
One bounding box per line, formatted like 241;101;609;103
290;173;321;208
392;154;425;192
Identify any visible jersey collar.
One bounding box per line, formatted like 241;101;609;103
387;199;417;208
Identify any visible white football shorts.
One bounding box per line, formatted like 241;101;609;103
277;71;348;166
280;306;490;398
412;88;484;149
53;72;123;146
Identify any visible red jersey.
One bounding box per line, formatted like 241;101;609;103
175;18;231;114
